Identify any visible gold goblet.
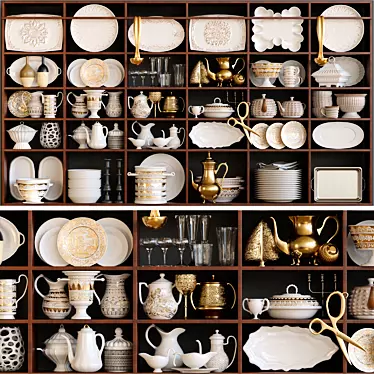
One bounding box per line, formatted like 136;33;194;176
149;91;162;118
175;274;197;319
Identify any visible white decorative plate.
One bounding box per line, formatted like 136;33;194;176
6;56;61;87
322;5;364;52
252;7;304;52
5;14;63;52
266;123;285;149
281;121;306;149
38;156;63;201
40;227;68;266
189;15;246;52
80;59;109;87
140;154;185;201
244;326;338;371
279;60;306;87
97;226;128;266
335;57;365;86
189;122;244;148
128;17;185;52
8;91;31;118
250;123;269;149
69;64;86;87
71;5;118;52
349;328;374;372
313;122;364;149
67;59;87;84
9;156;35;200
0;217;25;262
347;220;373;266
250;60;276;87
104;59;124;87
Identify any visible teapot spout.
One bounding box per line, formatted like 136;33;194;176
82;127;91;146
190;170;199;191
276;101;285;114
62;335;75;366
270;217;290;255
204;58;216;81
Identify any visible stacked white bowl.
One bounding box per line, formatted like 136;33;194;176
68;169;102;203
312;91;333;118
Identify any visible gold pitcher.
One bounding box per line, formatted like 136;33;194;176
158;93;185;118
190;275;236;319
190;152;228;203
205;57;245;87
270;215;340;266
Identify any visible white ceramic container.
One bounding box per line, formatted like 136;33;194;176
7;122;38;149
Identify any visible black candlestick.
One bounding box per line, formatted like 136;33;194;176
116;158;123;203
103;158;112;203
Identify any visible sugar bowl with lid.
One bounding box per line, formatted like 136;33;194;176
203;98;235;119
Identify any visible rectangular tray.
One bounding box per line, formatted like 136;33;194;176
313;167;363;203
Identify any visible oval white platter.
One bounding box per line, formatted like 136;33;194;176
335;57;365;87
189;15;246;52
9;156;35;201
244;326;338;371
7;56;61;87
128;17;185;52
1;217;25;262
313;122;364;149
189;122;244;148
38;156;63;201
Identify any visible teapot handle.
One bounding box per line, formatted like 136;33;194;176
95;333;105;355
128;96;134;109
233;58;245;74
139;282;148;305
103;126;109;138
178;127;186;146
34;274;47;299
224;335;237;370
15;274;28;307
145;324;157;349
66;92;75;107
147;98;154;109
178;97;185;112
189;282;201;310
131;121;141;136
215;162;229;189
317;216;340;244
227;282;237;309
56;92;63;108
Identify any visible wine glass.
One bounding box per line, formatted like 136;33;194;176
140;237;157;266
157;237;173;266
175;274;197;319
128;71;140;86
173;238;189;266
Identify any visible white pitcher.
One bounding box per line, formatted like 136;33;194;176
145;324;185;370
168;124;185;149
83;122;108;149
23;91;43;118
131;121;155;147
42;92;63;118
0;275;28;319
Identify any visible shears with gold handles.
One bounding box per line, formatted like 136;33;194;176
227;101;259;144
309;291;366;364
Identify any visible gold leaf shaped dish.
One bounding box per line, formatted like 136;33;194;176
80;58;109;87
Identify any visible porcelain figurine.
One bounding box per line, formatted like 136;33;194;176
83;122;108;149
128;91;153;118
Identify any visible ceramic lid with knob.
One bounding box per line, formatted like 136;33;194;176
209;330;226;342
204;98;234;111
44;324;76;347
150;273;173;286
7;122;37;134
312;56;351;81
270;285;319;307
105;328;133;351
108;123;123;137
72;121;91;135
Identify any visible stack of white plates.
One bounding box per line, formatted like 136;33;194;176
68;169;101;204
255;169;302;202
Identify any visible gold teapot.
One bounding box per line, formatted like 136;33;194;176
190;152;228;203
205;57;245;87
158;93;185;118
271;215;340;266
190;275;236;319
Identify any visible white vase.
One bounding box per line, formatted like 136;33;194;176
40;122;61;149
0;327;25;371
106;91;123;118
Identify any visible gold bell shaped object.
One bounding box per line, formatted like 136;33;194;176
142;210;167;230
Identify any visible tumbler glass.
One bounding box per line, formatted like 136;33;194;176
192;243;213;266
173;64;185;87
216;227;237;266
159;73;172;87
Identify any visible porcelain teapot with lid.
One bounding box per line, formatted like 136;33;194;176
277;97;306;118
251;94;277;118
128;91;153;118
68;121;91;149
83;121;108;149
168;124;185;149
139;273;182;320
63;325;105;373
158;93;185;118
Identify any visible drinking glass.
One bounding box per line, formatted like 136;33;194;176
192;243;213;266
157;237;173;266
200;215;211;243
139;70;148;86
164;57;171;73
173;64;185;87
175;274;197;319
216;227;238;266
159;73;172;87
175;215;187;240
173;238;189;265
129;71;139;86
140;237;157;266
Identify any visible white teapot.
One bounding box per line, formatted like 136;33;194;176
83;122;108;149
139;273;182;320
128;91;153;118
168;124;185;149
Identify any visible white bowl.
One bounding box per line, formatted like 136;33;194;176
68;179;101;189
68;169;102;179
15;178;52;204
203;110;234;119
268;306;321;319
68;188;101;203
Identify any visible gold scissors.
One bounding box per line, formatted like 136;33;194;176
227;101;259;144
309;291;366;364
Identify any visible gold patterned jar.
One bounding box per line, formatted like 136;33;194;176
349;278;374;319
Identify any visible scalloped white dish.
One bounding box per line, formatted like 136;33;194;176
189;122;244;148
252;7;304;52
243;326;338;371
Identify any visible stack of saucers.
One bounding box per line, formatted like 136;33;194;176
68;169;102;203
255;163;302;202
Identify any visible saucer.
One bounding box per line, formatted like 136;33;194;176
174;368;219;373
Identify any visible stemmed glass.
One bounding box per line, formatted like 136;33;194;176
139;70;148;86
173;238;189;266
129;71;140;86
157;237;173;266
140;237;157;266
175;274;197;319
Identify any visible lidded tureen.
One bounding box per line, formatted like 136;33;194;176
104;328;133;372
270;284;319;307
7;122;38;149
203;98;234;118
312;56;351;87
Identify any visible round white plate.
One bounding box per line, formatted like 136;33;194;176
1;217;25;262
40;227;68;266
348;328;374;372
279;60;306;87
69;63;86;87
313;122;364;149
335;57;365;87
266;123;285;149
281;121;306;149
71;5;118;52
67;59;87;80
35;218;69;262
250;60;276;87
104;59;124;87
140;154;185;201
38;156;63;201
322;5;364;52
347;220;373;265
9;156;35;201
98;226;128;266
250;123;269;149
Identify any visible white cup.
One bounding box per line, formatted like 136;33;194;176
284;66;300;76
321;106;340;119
242;298;270;319
188;105;204;118
284;76;302;87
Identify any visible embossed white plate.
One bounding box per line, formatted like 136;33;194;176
322;5;364;52
97;226;128;266
9;156;35;200
335;57;365;86
189;15;246;52
104;59;124;87
349;328;374;372
5;14;63;52
71;5;118;52
38;156;63;201
40;227;68;266
281;121;306;149
250;123;269;149
266;122;285;149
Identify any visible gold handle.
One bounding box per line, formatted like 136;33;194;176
315;16;327;66
227;282;237;310
190;283;200;310
134;16;141;59
215;162;229;188
317;216;340;244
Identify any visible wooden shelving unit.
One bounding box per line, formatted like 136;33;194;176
0;208;373;374
1;0;372;206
